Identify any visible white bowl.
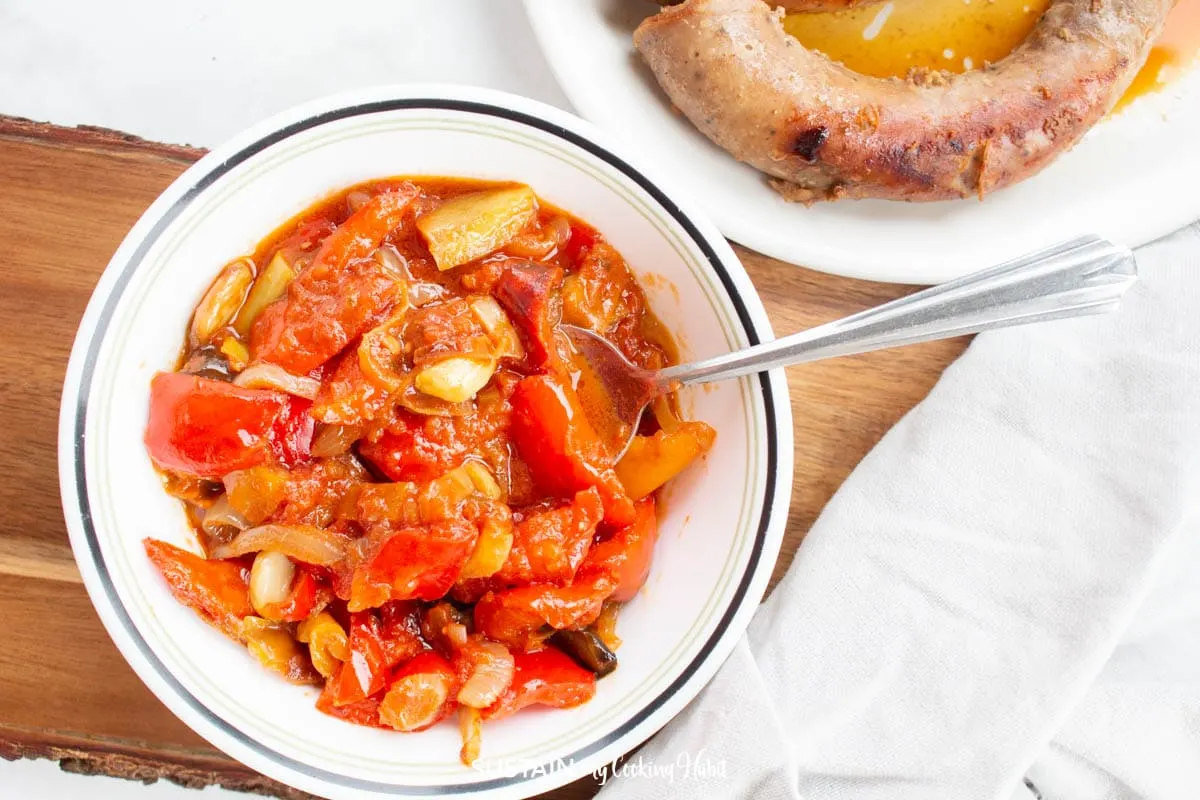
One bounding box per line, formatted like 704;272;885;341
57;84;793;799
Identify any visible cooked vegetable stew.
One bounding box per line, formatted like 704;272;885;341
143;177;716;763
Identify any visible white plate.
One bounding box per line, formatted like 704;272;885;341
524;0;1200;283
58;85;793;799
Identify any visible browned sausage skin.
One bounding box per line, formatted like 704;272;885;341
635;0;1176;202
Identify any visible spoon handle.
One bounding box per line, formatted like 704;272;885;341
657;235;1138;388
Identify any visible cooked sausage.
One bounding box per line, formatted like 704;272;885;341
635;0;1176;202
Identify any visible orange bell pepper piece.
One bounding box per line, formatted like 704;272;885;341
143;538;252;640
614;421;716;501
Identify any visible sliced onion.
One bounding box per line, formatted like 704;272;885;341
458;515;513;580
408;282;447;307
457;641;515;708
459;707;482;766
396;381;473;417
347;190;372;213
310;423;363;458
374;243;412;280
413;356;496;404
594;601;623;651
469;296;523;360
463;461;502;500
211;524;348;566
502;215;571;260
446;623;469;650
469;295;506;331
201;495;251;538
545;215;572;252
233;363;321;400
343;534;373;570
358;317;409;393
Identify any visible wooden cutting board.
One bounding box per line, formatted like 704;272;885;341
0;116;968;799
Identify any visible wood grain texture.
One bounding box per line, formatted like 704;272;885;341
0;121;967;798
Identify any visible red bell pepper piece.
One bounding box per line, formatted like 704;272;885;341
328;614;388;706
393;650;457;683
345;521;478;611
577;497;658;603
259;566;327;623
253;186;419;374
510;374;635;527
495;487;603;586
274;396;315;466
327;607;425;706
483;646;596;720
474;573;614;651
145;372;313;479
143;538;252;640
378;651;459;732
560;223;597;267
492;262;563;371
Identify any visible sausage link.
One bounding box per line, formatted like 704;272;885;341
635;0;1176;202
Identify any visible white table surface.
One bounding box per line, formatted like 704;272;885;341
0;1;563;797
0;0;569;148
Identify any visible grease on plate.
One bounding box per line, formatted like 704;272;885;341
784;0;1199;110
783;0;1049;78
1114;0;1200;112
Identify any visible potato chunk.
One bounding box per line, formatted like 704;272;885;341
417;186;537;271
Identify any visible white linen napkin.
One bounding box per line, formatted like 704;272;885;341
602;222;1200;800
1026;496;1200;799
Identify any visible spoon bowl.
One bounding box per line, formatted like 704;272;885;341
564;324;674;458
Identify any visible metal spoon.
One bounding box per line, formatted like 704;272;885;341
566;235;1138;457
